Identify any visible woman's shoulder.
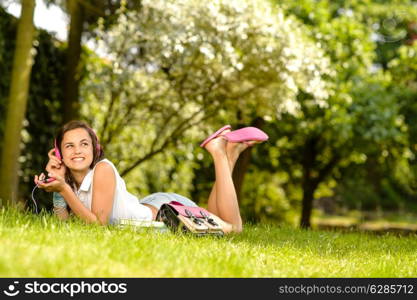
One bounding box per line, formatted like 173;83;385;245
91;159;118;176
91;159;119;184
94;158;115;169
92;160;116;183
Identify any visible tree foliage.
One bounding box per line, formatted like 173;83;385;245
1;0;417;225
257;0;417;226
81;0;331;198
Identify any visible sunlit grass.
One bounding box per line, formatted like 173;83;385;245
0;208;416;277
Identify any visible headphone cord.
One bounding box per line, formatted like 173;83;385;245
31;185;39;214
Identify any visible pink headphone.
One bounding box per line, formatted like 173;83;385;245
54;128;101;160
54;139;63;160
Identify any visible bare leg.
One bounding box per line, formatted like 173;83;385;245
207;184;219;214
207;140;250;215
205;138;251;232
207;129;231;215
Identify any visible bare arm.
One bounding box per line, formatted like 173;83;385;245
59;162;116;225
38;161;116;225
91;162;116;224
45;148;69;220
59;185;100;224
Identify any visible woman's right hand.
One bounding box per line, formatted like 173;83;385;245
45;148;66;178
34;171;67;193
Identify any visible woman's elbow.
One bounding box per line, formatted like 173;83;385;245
90;208;111;225
96;213;110;225
84;213;107;225
98;218;109;225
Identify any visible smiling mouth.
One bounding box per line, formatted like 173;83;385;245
71;158;85;162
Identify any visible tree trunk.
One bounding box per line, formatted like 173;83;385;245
300;182;315;228
0;0;36;207
63;0;84;123
299;137;340;228
365;155;382;210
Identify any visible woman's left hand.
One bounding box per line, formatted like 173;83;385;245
35;171;67;193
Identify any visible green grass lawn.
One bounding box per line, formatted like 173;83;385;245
0;208;416;277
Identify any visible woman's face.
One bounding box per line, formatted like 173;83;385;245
61;128;94;173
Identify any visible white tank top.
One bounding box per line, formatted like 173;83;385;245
75;159;153;224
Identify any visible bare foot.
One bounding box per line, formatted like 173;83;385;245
204;135;228;156
226;141;257;165
203;129;231;155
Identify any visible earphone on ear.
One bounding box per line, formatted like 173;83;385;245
54;139;62;160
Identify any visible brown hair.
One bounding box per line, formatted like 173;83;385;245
55;120;105;190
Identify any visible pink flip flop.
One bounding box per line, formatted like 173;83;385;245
224;127;268;144
200;125;232;147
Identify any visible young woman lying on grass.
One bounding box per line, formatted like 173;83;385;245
34;121;268;233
